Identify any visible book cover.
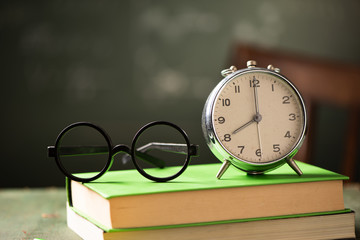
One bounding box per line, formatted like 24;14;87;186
70;161;348;229
74;161;348;198
67;206;355;240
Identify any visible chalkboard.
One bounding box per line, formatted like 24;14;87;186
1;0;360;187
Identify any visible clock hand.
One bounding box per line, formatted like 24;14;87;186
256;122;263;159
253;76;263;159
232;118;255;135
232;113;262;135
253;76;260;115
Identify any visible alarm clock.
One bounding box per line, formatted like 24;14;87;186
202;60;307;179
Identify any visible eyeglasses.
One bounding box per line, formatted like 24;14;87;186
47;121;198;183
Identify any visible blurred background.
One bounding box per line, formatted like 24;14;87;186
1;0;359;187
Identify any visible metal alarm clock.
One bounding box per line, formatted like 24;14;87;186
202;60;307;179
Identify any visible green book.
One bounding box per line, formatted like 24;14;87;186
69;161;348;230
67;206;355;240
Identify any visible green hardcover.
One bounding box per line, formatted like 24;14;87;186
75;161;348;199
69;205;352;233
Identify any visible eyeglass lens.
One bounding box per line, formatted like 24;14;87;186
57;125;110;179
133;123;189;179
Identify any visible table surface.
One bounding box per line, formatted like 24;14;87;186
1;185;359;240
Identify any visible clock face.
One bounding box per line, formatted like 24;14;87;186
212;70;305;164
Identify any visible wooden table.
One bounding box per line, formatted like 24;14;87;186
0;188;78;240
1;186;359;239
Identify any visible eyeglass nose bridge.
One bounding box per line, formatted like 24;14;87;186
112;144;131;157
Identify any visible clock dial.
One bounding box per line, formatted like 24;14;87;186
212;71;305;164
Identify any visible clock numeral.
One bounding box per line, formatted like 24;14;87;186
273;144;281;152
284;131;292;138
223;134;231;142
249;77;260;87
217;117;225;124
220;98;231;106
272;81;276;92
255;149;262;157
282;95;292;104
238;145;245;154
234;85;240;93
289;113;296;121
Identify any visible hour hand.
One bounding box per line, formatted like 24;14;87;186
232;113;262;135
232;118;255;135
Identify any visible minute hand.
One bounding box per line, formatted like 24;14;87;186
253;77;260;114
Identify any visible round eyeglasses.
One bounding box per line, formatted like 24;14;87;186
47;121;198;182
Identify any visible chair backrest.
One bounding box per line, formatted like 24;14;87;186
229;44;360;181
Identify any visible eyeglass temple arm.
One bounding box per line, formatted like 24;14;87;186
48;146;55;157
47;145;167;169
136;143;198;156
133;143;198;169
47;146;109;157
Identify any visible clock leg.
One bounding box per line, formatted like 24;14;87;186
286;158;303;176
216;160;231;179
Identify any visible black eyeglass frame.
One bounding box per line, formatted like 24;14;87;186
48;121;198;183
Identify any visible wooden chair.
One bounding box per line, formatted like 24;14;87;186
228;44;360;181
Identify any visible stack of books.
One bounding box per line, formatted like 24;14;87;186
67;161;356;239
